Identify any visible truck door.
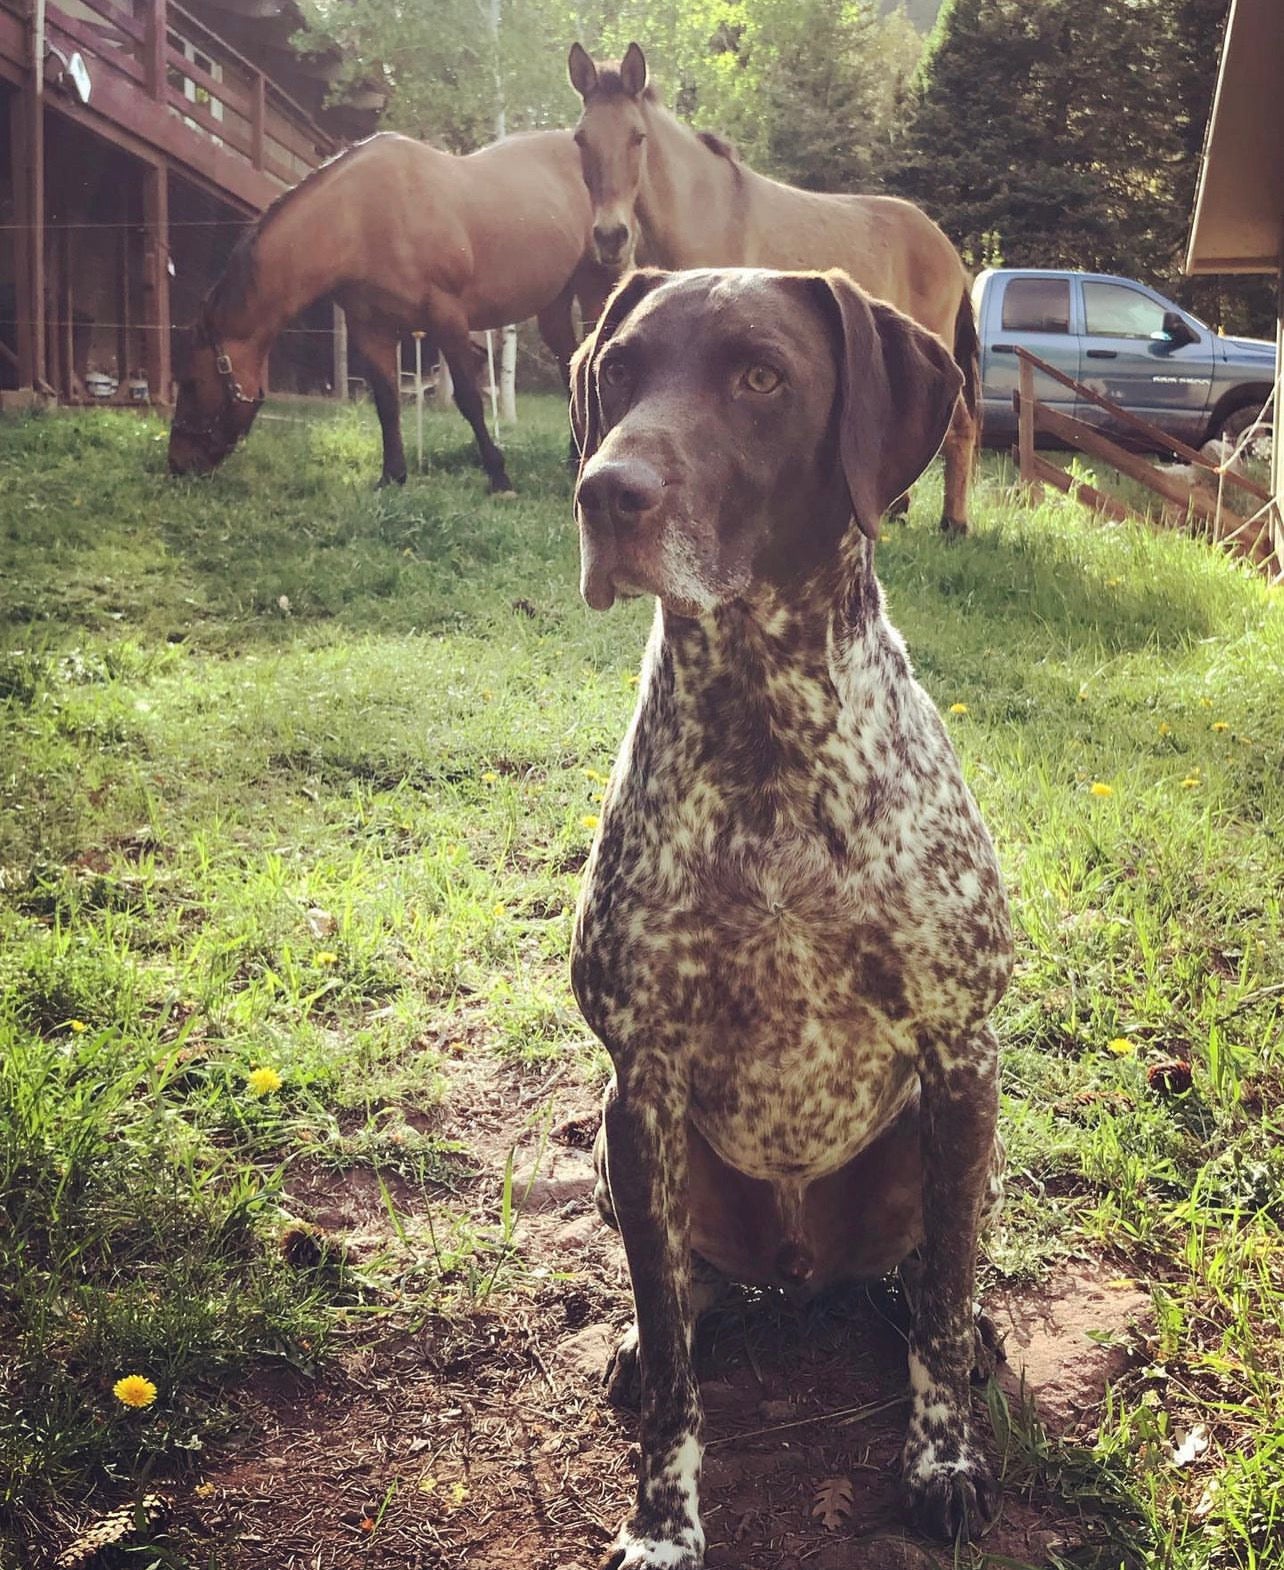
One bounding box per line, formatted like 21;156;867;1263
984;275;1081;436
1074;279;1214;445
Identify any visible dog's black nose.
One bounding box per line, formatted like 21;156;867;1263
593;222;630;260
577;458;664;525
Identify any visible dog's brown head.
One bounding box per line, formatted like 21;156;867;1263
570;267;963;616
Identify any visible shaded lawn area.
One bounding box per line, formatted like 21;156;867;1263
1;398;1282;1568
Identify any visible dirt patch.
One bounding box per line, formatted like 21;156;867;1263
93;1067;1150;1569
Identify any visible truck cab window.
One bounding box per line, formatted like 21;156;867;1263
1082;282;1169;339
1001;278;1070;333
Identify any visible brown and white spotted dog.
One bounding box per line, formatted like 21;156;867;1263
568;266;1012;1568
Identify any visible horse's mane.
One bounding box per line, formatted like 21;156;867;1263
695;129;739;164
591;70;740;165
204;137;375;323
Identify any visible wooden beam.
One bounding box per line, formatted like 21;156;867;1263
10;61;45;393
332;302;348;398
141;161;172;405
250;70;265;169
1026;449;1135;524
146;0;167;97
1015;355;1041;500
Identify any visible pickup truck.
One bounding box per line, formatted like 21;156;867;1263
973;268;1276;451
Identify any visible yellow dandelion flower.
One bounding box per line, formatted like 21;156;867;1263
581;814;600;830
481;770;499;784
1106;1037;1134;1056
949;703;969;716
1199;697;1213;708
1157;722;1171;737
625;673;640;686
315;951;339;966
1105;577;1122;588
1089;782;1114;798
582;768;606;784
113;1374;158;1409
1179;776;1201;789
69;1019;88;1034
492;903;507;918
1211;721;1229;733
246;1066;283;1097
482;690;494;701
1077;686;1089;703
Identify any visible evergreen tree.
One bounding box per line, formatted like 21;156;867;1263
889;0;1189;277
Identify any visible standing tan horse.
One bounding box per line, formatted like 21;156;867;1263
169;130;609;492
567;43;981;532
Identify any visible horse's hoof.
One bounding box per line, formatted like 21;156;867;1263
939;515;968;535
491;488;518;501
375;472;407;490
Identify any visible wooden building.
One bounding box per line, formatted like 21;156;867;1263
0;0;377;407
1187;0;1284;560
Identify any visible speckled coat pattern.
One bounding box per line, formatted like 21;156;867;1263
567;266;1013;1570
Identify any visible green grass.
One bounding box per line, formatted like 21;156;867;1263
1;397;1282;1568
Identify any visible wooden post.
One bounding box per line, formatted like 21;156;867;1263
332;302;348;398
250;73;265;170
12;15;46;393
1271;261;1284;576
146;0;167;99
141;162;171;405
1016;352;1041;500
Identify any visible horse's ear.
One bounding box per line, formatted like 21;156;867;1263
806;269;962;540
620;42;647;98
570;269;669;469
568;41;598;99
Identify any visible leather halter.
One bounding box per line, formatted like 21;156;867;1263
170;323;264;447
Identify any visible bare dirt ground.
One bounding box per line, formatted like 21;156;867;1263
149;1059;1152;1570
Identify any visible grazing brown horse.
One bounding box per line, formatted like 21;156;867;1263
169;130;609;491
567;43;981;532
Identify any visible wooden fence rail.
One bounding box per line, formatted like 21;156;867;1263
1013;347;1281;578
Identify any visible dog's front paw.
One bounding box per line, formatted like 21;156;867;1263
901;1444;997;1542
603;1322;642;1408
601;1523;703;1570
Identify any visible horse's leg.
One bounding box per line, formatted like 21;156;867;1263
538;283;581;472
347;321;407;487
440;328;515;495
940;395;977;536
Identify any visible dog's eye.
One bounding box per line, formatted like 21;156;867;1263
600;359;629;389
742;365;782;394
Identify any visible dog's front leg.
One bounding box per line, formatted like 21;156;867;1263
602;1081;704;1570
901;1023;1000;1542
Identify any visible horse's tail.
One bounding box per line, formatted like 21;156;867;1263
952;286;981;431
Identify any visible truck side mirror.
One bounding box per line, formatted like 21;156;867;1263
1154;310;1198;350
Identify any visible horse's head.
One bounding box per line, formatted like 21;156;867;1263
568;41;649;275
167;317;265;476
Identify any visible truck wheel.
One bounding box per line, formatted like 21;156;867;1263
1217;403;1269;447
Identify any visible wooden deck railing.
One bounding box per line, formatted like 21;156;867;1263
0;0;333;192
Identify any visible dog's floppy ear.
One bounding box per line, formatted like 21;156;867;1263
570;268;668;469
567;42;597;99
808;269;963;540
